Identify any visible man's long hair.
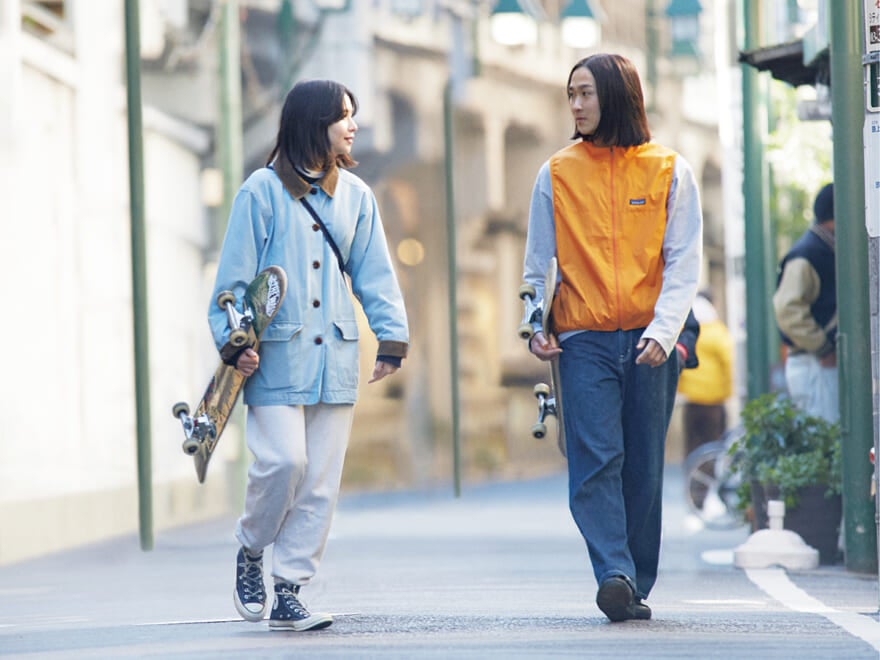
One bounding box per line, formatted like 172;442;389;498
568;54;650;147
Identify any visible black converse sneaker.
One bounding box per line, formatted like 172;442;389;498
234;547;267;622
268;582;333;631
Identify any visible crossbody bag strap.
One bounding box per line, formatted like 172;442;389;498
299;197;346;276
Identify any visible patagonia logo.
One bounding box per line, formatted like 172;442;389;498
629;198;647;206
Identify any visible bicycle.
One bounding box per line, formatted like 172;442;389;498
683;425;748;529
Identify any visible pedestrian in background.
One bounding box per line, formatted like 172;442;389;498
209;79;409;631
522;53;702;622
773;182;837;422
677;291;734;457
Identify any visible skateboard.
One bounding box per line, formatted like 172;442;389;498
518;257;566;457
172;266;288;483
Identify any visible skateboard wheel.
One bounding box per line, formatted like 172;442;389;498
216;290;236;309
518;284;536;301
533;383;551;398
518;323;534;340
228;329;249;347
182;438;200;455
531;422;547;439
172;401;190;417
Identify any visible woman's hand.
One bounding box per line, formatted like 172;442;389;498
235;348;260;377
369;360;399;383
529;331;563;362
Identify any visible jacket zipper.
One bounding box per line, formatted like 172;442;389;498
610;147;622;329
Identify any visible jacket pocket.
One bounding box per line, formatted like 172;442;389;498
329;320;360;389
333;319;359;341
260;322;303;343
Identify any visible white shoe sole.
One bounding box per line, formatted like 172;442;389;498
234;590;267;622
269;613;333;631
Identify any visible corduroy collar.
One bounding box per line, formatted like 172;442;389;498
272;155;339;199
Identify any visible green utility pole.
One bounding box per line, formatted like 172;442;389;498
741;0;773;400
124;0;153;551
443;79;461;499
217;0;246;506
218;0;243;243
829;1;877;574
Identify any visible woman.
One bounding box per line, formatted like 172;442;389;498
522;54;702;622
209;80;409;631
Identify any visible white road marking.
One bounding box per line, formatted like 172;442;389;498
745;567;880;652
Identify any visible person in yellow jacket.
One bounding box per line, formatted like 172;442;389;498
677;292;734;457
522;54;702;622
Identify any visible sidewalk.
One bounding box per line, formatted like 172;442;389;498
1;466;878;658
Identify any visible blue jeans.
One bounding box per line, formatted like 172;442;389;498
558;329;679;600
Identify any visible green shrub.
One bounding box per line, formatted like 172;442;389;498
730;392;841;510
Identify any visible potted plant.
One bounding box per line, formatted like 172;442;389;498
729;392;843;564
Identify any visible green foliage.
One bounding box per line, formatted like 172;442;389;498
765;84;833;249
729;392;841;510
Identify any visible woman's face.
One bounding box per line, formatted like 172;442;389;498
568;66;600;138
328;94;357;158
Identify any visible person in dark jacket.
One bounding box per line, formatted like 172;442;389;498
773;183;837;422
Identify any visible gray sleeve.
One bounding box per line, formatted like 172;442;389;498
641;155;703;357
521;161;556;331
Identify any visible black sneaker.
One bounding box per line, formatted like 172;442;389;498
596;576;635;622
631;599;652;620
268;582;333;631
596;576;652;621
234;547;267;622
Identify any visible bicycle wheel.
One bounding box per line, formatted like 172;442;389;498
684;430;746;529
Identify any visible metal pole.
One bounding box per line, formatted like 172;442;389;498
123;0;153;551
645;0;658;113
217;0;246;507
218;0;243;243
830;0;877;575
443;79;462;498
859;0;880;598
741;0;772;399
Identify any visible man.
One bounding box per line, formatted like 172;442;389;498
523;54;702;622
773;183;837;423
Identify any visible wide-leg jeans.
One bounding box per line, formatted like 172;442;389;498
558;329;679;600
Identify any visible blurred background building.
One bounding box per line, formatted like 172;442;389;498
1;0;793;563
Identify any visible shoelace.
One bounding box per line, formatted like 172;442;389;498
277;586;310;618
238;554;265;601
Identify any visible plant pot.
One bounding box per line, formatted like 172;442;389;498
751;481;842;565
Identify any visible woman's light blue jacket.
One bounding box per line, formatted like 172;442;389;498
208;157;409;406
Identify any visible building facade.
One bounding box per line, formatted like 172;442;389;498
0;0;730;563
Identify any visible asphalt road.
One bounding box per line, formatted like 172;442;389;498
1;467;878;658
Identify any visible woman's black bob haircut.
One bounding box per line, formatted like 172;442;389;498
267;79;359;170
568;54;651;148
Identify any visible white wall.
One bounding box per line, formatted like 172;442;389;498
0;3;223;565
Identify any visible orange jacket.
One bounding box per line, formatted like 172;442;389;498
550;141;677;333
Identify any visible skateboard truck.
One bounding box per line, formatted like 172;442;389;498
172;402;217;455
217;290;256;364
531;382;558;439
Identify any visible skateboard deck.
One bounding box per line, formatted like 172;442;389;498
173;266;287;483
518;257;566;457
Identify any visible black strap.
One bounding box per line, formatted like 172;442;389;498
300;197;346;276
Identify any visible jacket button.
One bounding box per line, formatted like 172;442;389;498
312;300;320;308
312;224;320;232
312;261;320;269
314;337;323;345
310;188;318;195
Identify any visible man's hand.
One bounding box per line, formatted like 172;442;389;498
369;360;399;383
529;331;563;362
235;348;260;377
635;338;667;367
820;351;837;368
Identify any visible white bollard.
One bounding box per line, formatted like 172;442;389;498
733;499;819;570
